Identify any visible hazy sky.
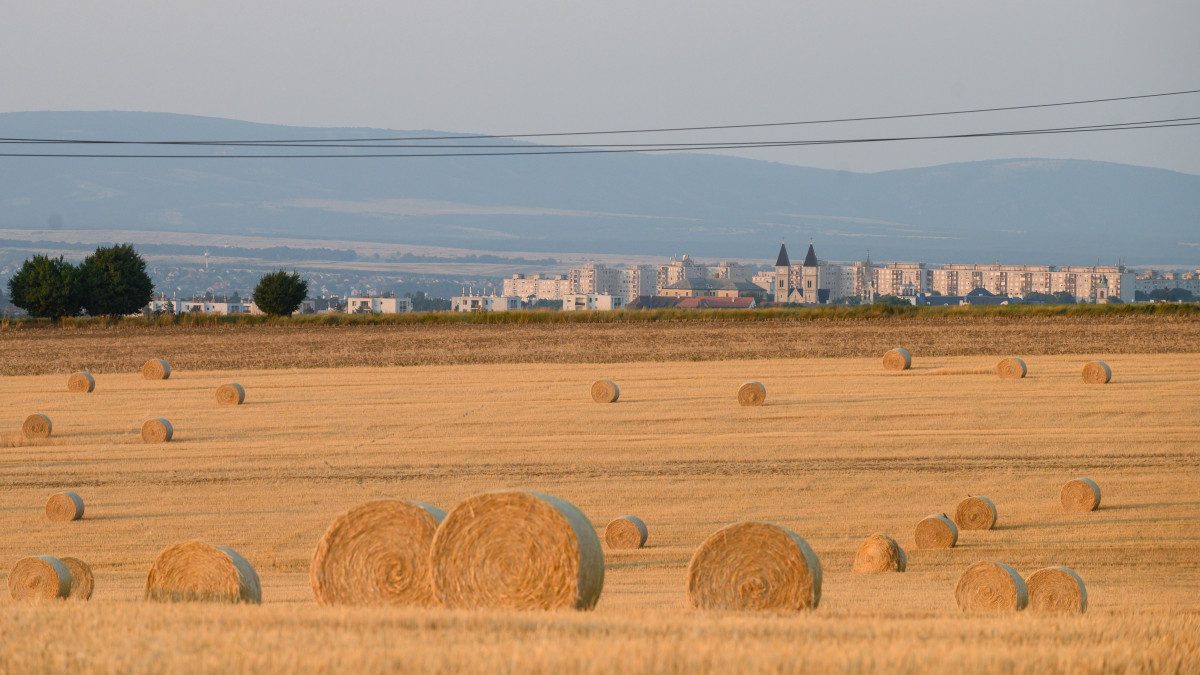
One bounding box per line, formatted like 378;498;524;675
3;1;1198;174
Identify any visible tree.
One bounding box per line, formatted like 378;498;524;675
404;291;451;312
254;270;309;316
6;254;84;319
874;294;911;306
79;244;154;317
1050;291;1076;304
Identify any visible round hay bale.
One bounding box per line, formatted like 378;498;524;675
141;418;173;443
61;557;94;601
1060;477;1101;512
852;533;906;573
883;348;912;371
686;521;822;611
145;541;261;604
45;491;85;522
22;413;52;439
142;358;171;380
737;381;766;407
1026;566;1087;614
914;514;958;549
590;379;620;404
67;371;96;393
954;495;997;531
996;358;1027;379
430;491;604;610
1081;361;1111;384
215;382;246;406
604;515;648;550
954;560;1028;613
310;499;446;607
8;556;71;602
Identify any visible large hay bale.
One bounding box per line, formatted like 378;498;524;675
142;358;171;380
61;557;94;601
67;371;96;393
22;413;52;439
45;491;85;522
145;542;261;604
8;556;71;602
604;515;648;550
686;521;822;611
1081;361;1112;384
1060;477;1102;512
1026;566;1087;614
737;381;766;407
141;418;174;443
954;496;997;531
590;379;620;403
914;514;958;549
954;560;1028;613
996;358;1027;379
310;499;446;607
430;491;604;610
215;382;246;406
883;348;912;371
852;533;906;573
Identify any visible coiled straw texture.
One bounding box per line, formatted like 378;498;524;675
45;491;85;522
67;372;96;393
142;358;171;380
61;557;95;600
22;413;52;439
883;348;912;371
145;542;262;604
141;418;174;443
686;521;822;611
8;556;71;602
954;560;1028;613
1082;361;1112;384
996;358;1027;379
605;516;648;550
852;533;906;573
215;382;246;405
1060;477;1101;512
915;514;958;549
590;380;620;403
1026;566;1087;614
954;496;997;531
310;499;446;607
737;381;766;407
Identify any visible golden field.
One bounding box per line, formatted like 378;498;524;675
1;352;1199;673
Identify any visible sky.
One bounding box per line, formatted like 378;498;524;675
2;1;1199;174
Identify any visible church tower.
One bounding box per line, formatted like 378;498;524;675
801;241;819;303
774;240;791;302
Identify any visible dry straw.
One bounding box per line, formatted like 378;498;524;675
310;499;446;607
141;418;174;443
852;533;906;573
954;496;997;531
67;371;96;393
142;358;171;380
604;516;648;550
1082;361;1112;384
686;521;822;611
954;560;1028;613
996;358;1028;379
215;382;246;405
914;514;958;549
22;413;52;439
61;557;94;601
737;381;766;407
430;491;604;611
45;491;85;522
8;556;71;602
590;380;620;403
1026;566;1087;614
883;348;912;371
1060;477;1101;512
145;541;262;604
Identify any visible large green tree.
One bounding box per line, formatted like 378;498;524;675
79;244;154;317
253;270;309;316
7;254;84;319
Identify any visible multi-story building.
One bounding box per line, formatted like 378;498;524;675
569;263;623;296
873;262;931;298
924;264;1133;302
656;255;709;294
502;273;572;300
561;294;627;311
710;261;757;281
1135;270;1200;296
619;265;658;300
451;291;521;313
346;294;413;314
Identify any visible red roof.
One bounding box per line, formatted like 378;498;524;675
674;296;755;309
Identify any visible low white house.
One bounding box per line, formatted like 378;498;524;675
451;293;521;312
179;299;249;315
562;294;626;311
346;295;413;314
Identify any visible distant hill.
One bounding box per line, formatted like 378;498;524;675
1;111;1197;266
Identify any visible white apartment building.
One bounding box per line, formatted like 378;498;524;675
656;254;709;294
451;293;522;312
1135;270;1200;295
619;265;658;300
561;294;627;311
179;297;249;315
502;273;572;300
346;295;413;314
569;263;623;296
710;261;757;281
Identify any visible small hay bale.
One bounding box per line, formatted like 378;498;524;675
22;413;52;439
67;371;96;393
8;556;71;602
142;358;171;380
61;557;94;601
737;381;766;407
215;382;246;406
954;560;1028;613
1060;477;1101;512
45;491;85;522
686;521;822;611
590;379;620;403
996;358;1027;379
954;495;997;531
310;499;446;607
1081;361;1111;384
145;541;262;604
852;533;906;573
141;418;173;443
883;348;912;371
430;491;604;610
605;516;648;550
1026;566;1087;614
914;514;958;549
